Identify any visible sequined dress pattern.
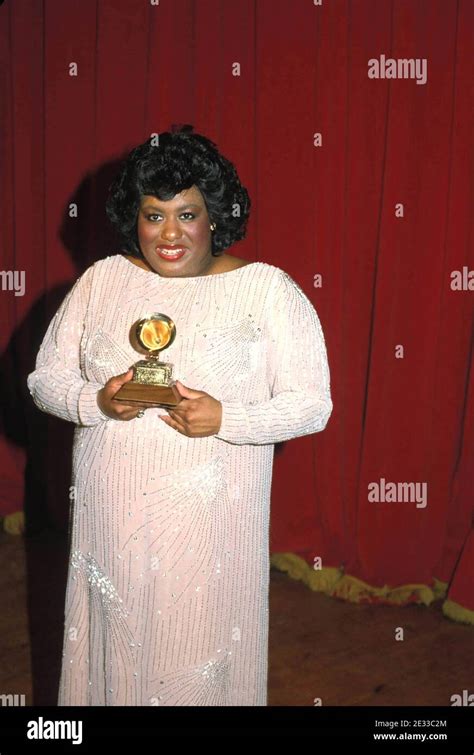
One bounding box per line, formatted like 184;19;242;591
27;254;333;706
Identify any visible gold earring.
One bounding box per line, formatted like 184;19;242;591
210;223;216;231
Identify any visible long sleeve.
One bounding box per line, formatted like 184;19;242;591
214;269;333;446
27;264;109;427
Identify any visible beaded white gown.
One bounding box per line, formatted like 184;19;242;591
27;253;333;706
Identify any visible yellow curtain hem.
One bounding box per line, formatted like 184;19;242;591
270;552;451;610
442;598;474;626
0;511;25;536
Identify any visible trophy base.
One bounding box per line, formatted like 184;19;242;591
112;381;180;408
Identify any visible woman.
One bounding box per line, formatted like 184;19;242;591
27;126;333;706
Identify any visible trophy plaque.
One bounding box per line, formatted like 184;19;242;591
112;313;181;408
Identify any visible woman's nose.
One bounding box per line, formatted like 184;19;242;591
160;219;182;241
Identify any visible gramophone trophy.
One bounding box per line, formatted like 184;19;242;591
112;313;181;408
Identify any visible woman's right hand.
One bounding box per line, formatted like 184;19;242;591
97;368;150;421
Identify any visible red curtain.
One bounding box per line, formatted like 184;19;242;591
1;0;472;620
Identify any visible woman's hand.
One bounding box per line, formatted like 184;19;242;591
159;380;223;437
97;368;152;421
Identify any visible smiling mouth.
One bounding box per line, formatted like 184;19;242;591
156;247;187;260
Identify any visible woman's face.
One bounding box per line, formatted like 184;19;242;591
136;185;215;278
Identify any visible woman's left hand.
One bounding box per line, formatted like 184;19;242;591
159;380;222;437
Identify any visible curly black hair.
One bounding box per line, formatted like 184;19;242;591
105;125;251;258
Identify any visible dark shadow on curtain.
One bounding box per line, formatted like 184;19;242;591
0;157;126;704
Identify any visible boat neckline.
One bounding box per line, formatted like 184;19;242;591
116;253;263;281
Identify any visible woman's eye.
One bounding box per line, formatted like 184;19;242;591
146;213;195;221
